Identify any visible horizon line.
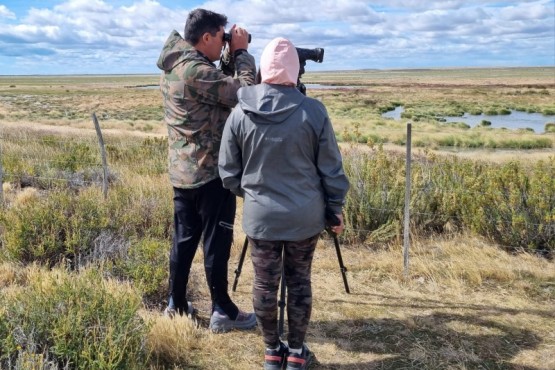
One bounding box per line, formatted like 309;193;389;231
1;65;553;77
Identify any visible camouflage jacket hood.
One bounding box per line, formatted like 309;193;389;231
156;30;193;72
157;30;256;189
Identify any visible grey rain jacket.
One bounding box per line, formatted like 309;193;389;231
218;83;349;241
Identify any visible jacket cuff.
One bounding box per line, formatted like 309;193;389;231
233;49;248;58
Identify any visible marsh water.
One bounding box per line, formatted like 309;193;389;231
382;106;553;133
137;84;552;133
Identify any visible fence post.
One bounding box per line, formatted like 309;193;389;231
403;122;412;277
0;139;3;206
92;112;109;200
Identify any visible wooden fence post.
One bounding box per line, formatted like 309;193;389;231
403;122;412;277
0;139;3;206
92;113;109;200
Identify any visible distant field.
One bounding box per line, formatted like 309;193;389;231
1;67;554;156
306;66;555;86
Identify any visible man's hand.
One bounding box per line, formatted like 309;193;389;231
229;24;249;53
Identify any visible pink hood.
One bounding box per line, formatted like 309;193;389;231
260;37;299;86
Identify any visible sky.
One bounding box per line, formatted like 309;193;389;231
0;0;554;75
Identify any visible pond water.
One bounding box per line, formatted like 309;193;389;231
304;84;360;90
382;106;553;133
138;83;359;90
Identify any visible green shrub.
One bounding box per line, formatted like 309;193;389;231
0;188;109;265
458;159;555;252
545;123;555;133
341;148;555;252
115;238;169;304
52;142;97;172
480;120;492;126
0;268;148;369
485;109;499;115
107;185;173;240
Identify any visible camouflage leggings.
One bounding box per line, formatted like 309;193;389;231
248;234;319;349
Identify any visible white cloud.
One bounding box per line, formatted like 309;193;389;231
0;0;553;74
0;5;16;19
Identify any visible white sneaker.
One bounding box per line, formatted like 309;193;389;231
209;310;257;333
164;301;195;319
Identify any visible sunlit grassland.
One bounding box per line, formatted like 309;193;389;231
2;67;553;154
0;68;554;369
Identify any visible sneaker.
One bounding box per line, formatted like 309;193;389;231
209;310;257;333
285;344;313;370
164;300;195;319
264;341;288;370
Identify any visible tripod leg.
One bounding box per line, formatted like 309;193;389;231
333;234;350;294
232;236;249;292
278;264;286;337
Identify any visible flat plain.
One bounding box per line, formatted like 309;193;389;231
0;67;554;369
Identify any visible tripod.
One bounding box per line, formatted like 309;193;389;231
231;228;350;336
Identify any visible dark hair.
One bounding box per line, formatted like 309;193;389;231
184;9;228;45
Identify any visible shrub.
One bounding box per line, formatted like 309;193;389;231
115;238;169;305
52;142;97;172
341;148;555;252
107;185;173;240
0;188;109;265
545;123;555;133
480;120;492;126
458;159;555;253
0;267;149;369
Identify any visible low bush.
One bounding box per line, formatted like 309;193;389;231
114;238;169;305
0;267;148;369
0;188;109;266
342;147;555;253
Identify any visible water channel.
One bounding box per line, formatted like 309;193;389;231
382;106;553;134
137;85;553;133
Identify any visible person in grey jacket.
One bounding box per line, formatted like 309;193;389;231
219;37;349;370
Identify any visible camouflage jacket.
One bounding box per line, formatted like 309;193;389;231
157;30;256;189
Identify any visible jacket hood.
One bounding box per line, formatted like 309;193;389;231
260;37;299;86
237;83;305;124
157;30;195;72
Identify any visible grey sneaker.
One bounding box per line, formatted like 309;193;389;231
164;301;195;319
209;310;257;333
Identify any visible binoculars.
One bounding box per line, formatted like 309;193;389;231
223;32;252;43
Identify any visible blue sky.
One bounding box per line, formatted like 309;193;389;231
0;0;553;75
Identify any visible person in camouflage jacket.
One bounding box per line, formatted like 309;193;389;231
157;8;257;332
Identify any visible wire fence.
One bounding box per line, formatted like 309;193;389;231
1;118;553;266
0;129;551;225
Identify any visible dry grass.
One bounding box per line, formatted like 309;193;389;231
139;232;554;369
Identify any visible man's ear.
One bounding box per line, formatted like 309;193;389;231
200;32;211;44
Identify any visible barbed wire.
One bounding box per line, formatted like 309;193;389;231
2;130;553;239
2;173;104;186
3;170;552;233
